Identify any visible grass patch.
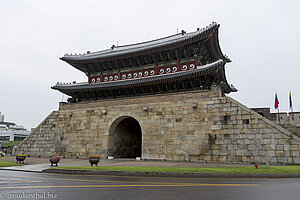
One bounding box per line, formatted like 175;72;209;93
53;166;300;174
0;161;22;167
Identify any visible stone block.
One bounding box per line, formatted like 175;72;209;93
291;151;300;157
261;144;270;151
291;140;300;145
269;144;276;150
211;156;219;161
236;150;244;156
276;145;284;151
266;151;275;157
275;151;285;157
269;156;277;163
293;157;300;164
244;139;251;145
274;133;282;139
254;156;261;163
211;124;222;130
218;156;227;162
283;145;290;151
219;150;227;156
284;151;291;157
263;139;270;144
277;157;287;163
290;145;299;151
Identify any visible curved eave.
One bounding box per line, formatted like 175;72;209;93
60;24;219;65
52;60;226;95
208;28;231;63
218;66;237;93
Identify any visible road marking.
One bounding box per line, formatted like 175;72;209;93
0;174;266;186
2;173;299;181
0;175;204;185
0;178;42;183
0;183;260;189
43;174;300;181
0;182;41;184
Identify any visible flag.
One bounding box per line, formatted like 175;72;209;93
289;91;293;109
274;93;279;109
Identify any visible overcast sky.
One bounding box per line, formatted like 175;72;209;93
1;0;299;129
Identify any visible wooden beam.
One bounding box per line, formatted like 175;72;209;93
165;83;169;91
125;89;130;95
85;64;90;74
91;64;96;73
159;52;164;62
157;84;161;92
183;49;187;58
149;86;154;95
175;50;178;60
112;90;116;99
107;62;113;70
167;52;171;61
193;48;197;55
103;91;107;97
189;80;194;88
129;59;133;67
141;87;145;94
180;82;185;89
121;60;126;68
116;89;121;96
99;63;105;71
133;88;137;95
114;61;119;70
96;64;101;72
152;55;156;63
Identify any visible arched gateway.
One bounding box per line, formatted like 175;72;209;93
107;116;142;158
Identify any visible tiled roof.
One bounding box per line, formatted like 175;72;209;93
61;22;220;62
52;59;225;92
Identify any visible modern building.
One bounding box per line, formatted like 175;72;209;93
0;112;30;142
15;23;300;164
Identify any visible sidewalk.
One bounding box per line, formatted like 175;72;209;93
0;156;251;172
2;157;300;178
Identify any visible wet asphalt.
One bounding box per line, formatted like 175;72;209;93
0;170;300;200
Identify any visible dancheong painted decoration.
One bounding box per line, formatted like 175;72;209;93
52;22;237;102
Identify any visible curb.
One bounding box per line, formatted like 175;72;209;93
42;169;300;178
0;168;42;173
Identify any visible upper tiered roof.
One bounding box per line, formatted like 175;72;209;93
60;22;230;73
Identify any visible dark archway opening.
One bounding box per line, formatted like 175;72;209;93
108;117;142;158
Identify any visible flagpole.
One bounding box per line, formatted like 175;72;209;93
290;91;294;121
292;105;294;121
275;93;280;122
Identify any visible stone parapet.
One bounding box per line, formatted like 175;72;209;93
15;87;300;164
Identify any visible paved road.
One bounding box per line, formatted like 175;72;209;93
0;171;299;200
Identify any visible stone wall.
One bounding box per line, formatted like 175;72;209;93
275;121;300;138
251;108;300;137
13;111;62;157
15;87;300;164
